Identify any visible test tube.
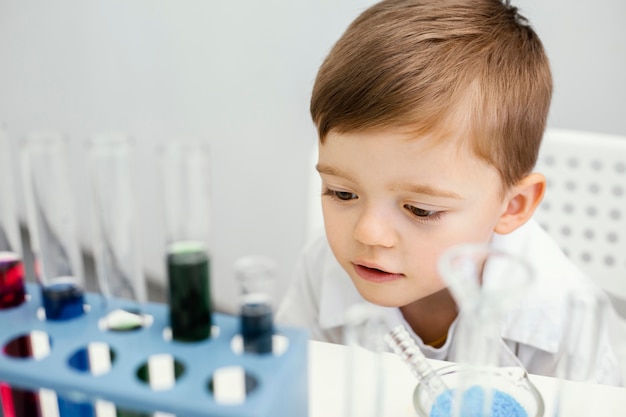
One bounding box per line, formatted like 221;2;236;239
161;139;213;342
0;127;26;309
87;133;147;330
20;131;85;320
234;255;276;354
550;288;613;417
343;303;389;417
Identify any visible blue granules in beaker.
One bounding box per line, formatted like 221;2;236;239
430;385;527;417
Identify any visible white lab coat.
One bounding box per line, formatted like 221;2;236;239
277;219;625;386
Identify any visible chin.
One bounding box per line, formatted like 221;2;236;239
354;282;443;308
355;287;407;308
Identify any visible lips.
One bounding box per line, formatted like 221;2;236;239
352;262;404;283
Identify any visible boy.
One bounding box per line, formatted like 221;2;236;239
277;0;623;384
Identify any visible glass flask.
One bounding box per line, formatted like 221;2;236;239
411;243;544;417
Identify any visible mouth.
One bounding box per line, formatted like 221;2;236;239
352;262;404;283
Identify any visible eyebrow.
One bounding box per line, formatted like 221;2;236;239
315;163;357;183
316;163;462;200
393;183;463;200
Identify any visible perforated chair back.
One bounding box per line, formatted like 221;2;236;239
532;128;626;306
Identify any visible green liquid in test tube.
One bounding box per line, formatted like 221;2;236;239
161;138;214;342
167;241;212;341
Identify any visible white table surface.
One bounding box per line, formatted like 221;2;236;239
308;340;626;417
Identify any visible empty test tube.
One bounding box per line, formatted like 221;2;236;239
343;303;390;417
21;131;85;320
88;133;147;330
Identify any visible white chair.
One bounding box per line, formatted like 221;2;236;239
532;128;626;317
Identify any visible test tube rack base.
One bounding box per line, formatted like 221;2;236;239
0;284;309;417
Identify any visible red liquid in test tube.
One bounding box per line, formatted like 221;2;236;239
0;251;26;309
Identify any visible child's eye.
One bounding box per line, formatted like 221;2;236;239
404;204;442;221
322;187;358;201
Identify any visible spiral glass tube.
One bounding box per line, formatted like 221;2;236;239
385;325;449;397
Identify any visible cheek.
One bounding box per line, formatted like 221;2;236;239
321;203;347;244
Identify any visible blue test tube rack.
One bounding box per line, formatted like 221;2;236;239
0;284;308;416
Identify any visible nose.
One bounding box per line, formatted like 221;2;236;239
352;204;396;248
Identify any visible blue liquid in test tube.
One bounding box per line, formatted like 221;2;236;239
235;256;276;354
20;132;89;417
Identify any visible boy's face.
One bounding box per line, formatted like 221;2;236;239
317;128;510;308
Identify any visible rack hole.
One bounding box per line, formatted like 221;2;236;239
208;366;259;405
68;342;116;376
3;330;51;360
230;333;289;356
136;354;185;391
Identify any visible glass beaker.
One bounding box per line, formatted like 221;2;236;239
419;243;545;417
20;131;85;320
160;138;213;342
412;363;544;417
0;126;26;309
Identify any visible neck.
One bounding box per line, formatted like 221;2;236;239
399;288;458;347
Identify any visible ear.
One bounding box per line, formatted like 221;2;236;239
494;172;546;234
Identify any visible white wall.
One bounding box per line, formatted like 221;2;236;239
515;0;626;136
1;0;624;313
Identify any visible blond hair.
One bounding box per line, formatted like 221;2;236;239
311;0;552;188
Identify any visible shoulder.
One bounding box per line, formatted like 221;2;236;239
492;219;600;351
